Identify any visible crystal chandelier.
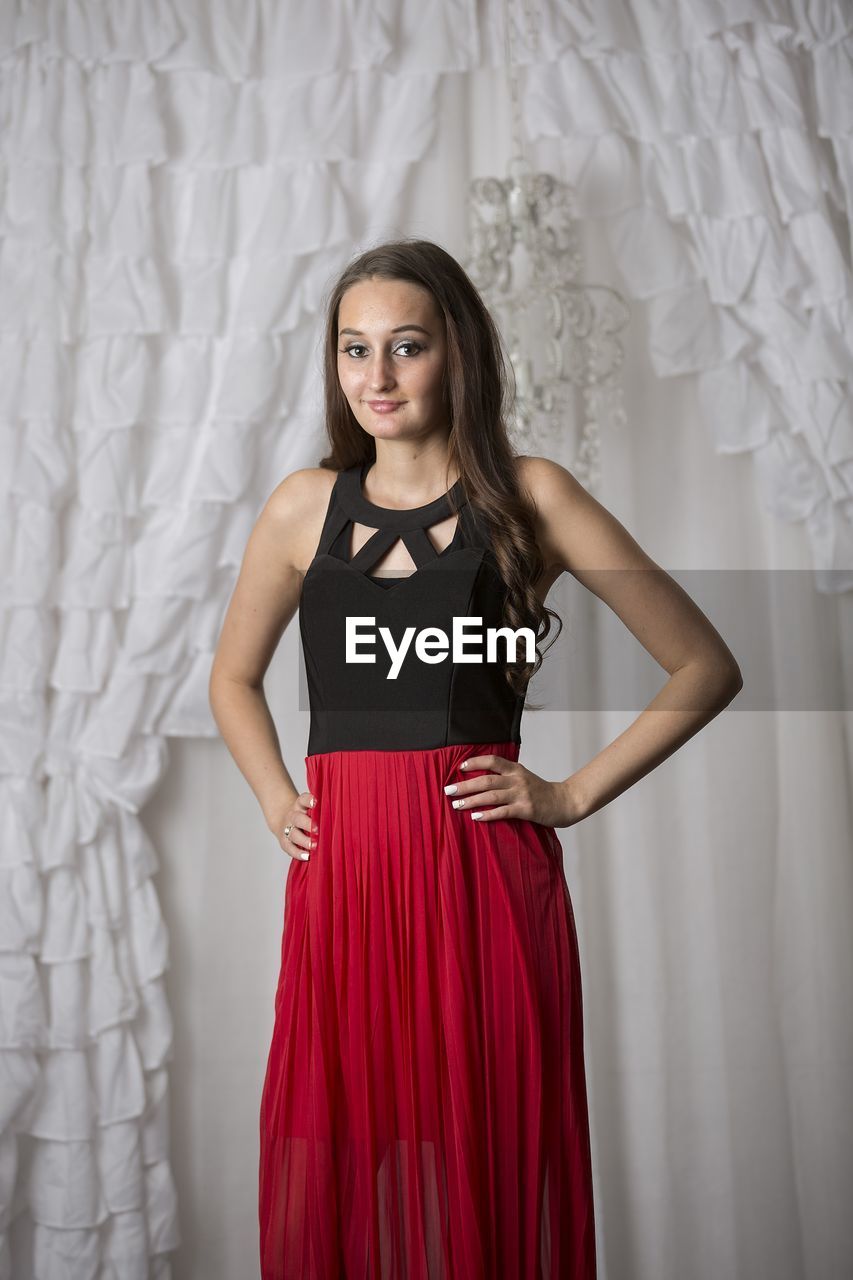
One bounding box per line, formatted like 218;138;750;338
463;0;630;488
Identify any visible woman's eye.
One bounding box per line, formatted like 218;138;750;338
340;341;423;357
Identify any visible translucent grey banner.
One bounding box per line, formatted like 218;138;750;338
297;570;853;712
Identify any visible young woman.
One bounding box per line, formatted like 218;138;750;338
209;238;742;1279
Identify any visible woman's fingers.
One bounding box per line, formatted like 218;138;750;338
280;793;319;860
282;816;313;859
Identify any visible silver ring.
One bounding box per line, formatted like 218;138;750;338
283;823;293;840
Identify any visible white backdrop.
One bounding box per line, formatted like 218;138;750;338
1;2;852;1278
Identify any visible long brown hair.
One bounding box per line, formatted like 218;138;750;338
318;236;562;704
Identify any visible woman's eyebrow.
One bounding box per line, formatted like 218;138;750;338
339;325;431;336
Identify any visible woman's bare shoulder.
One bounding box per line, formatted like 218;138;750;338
263;466;340;570
267;465;338;506
512;453;585;501
511;454;594;574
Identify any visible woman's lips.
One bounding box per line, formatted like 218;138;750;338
367;401;404;413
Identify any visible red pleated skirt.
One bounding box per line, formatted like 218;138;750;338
258;741;596;1279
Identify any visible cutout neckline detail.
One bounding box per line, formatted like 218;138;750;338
307;461;477;594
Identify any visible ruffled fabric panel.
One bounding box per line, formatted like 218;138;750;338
521;6;853;586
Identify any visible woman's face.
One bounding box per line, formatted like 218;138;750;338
336;277;449;445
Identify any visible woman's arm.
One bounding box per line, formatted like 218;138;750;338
208;468;320;839
521;456;744;822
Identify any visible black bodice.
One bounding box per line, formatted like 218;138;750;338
299;461;527;754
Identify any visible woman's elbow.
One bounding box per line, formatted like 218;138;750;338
716;658;744;707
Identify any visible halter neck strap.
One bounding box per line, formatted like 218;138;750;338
335;461;467;531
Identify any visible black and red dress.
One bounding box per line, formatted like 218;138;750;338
259;461;597;1278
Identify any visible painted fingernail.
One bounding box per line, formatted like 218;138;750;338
460;762;469;769
444;784;457;794
452;799;465;809
300;853;310;860
471;812;483;820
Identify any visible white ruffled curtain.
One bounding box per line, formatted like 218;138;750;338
524;7;853;583
1;2;851;1278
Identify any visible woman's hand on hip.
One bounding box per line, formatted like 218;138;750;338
443;755;581;828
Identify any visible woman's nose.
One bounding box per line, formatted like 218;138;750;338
368;357;395;389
